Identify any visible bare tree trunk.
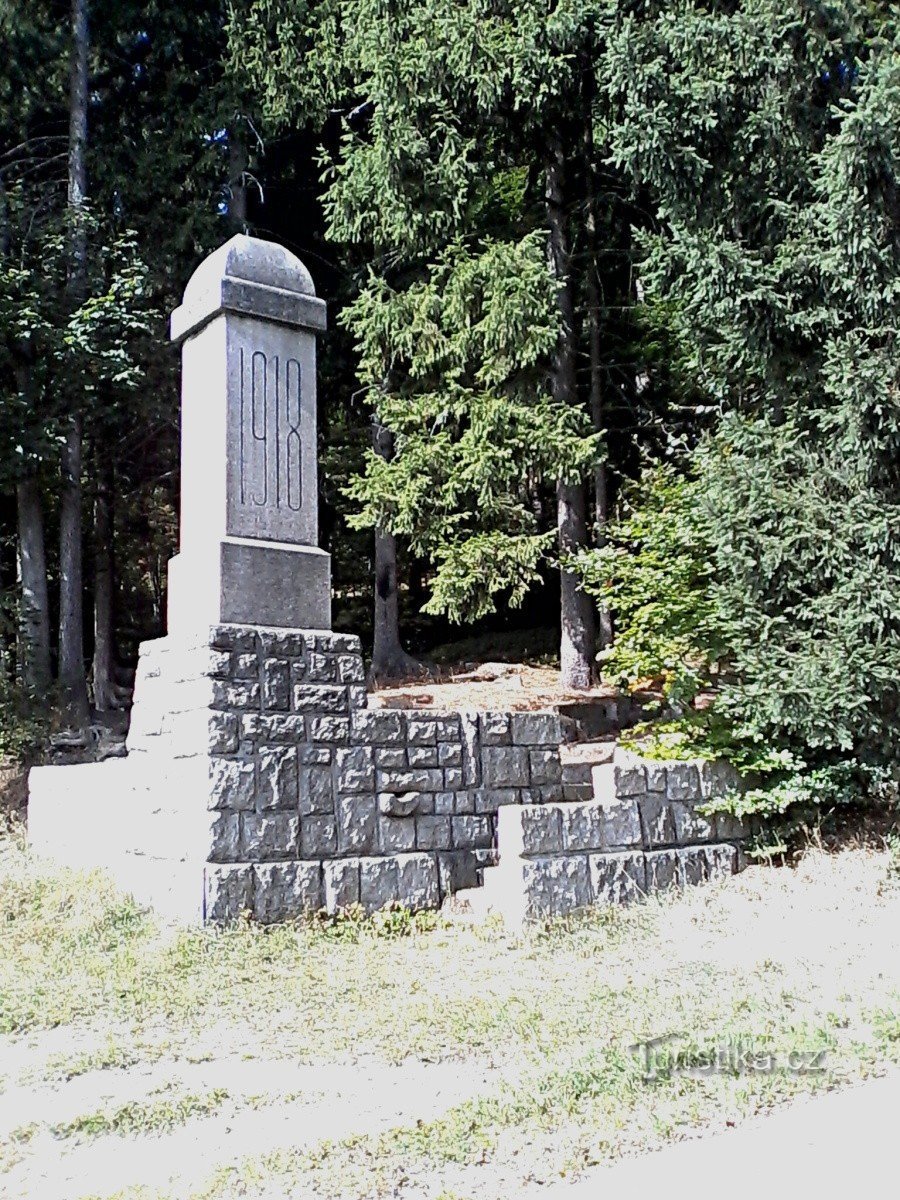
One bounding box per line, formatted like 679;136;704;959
16;477;52;695
92;451;116;711
228;120;248;233
369;421;422;684
58;0;90;727
546;134;596;690
582;70;613;651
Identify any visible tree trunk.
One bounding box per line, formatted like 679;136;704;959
546;133;596;690
92;451;116;711
16;477;52;695
369;421;422;683
228;120;248;233
58;0;90;727
582;69;613;651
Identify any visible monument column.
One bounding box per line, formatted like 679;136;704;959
167;234;331;633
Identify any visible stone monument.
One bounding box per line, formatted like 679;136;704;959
27;235;743;927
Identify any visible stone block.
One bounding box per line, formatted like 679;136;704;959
378;791;420;817
253;862;322;922
308;652;338;683
299;765;334;816
293;684;348;715
323;858;360;913
348;685;367;710
212;680;261;711
437;742;462;768
510;713;561;746
482;746;530;788
451;814;492;849
699;759;743;801
241;714;306;744
208;812;241;861
522;856;591;918
379;815;416;853
259;631;307;658
677;846;707;886
443;767;464;789
300;815;337;857
321;632;362;655
646;761;667;794
242;813;299;860
560;803;603;853
515;805;563;855
378;768;443;793
211;626;257;654
703;843;738;881
639;797;677;848
536;785;564;804
336;653;365;683
666;762;702;802
262;659;290;711
208;712;239;754
599;798;642;850
436;849;480;895
257;747;299;810
360;857;399;911
480;712;510;745
416;815;452;851
209;757;256;811
300;745;332;766
350;710;404;745
375;747;407;769
397;854;440;910
529;750;562;786
232;652;258;679
407;718;438;745
589;852;646;904
475;788;519;814
454;790;475;814
614;763;646;797
433;716;460;740
460;713;481;786
434;791;454;815
290;658;307;683
408;744;440;768
309;716;349;743
336;745;375;793
336;794;377;853
645;849;679;891
205;864;253;922
671;800;714;843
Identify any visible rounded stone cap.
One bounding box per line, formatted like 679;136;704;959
171;234;326;343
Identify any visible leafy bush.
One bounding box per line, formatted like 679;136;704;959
0;676;46;763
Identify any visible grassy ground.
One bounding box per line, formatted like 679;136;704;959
1;817;900;1200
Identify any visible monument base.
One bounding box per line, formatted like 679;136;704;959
167;537;331;634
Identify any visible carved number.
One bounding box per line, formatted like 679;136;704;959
239;348;303;512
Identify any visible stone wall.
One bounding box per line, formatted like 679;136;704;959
487;749;749;925
129;623;565;921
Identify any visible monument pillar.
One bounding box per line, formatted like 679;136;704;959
166;235;331;632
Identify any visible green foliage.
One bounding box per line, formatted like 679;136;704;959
574;465;718;702
0;676;48;762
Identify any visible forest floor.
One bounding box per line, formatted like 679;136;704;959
2;819;900;1200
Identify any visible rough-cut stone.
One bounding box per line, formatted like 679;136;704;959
308;716;349;743
397;854;440;910
257;747;298;810
516;805;562;855
407;719;438;745
437;742;462;768
209;757;256;810
443;767;464;790
205;864;253;922
299;765;333;816
510;713;560;746
639;796;676;847
300;746;331;766
336;794;377;853
307;652;338;683
529;750;562;786
454;790;475;815
208;812;241;861
433;791;454;815
375;747;406;770
336;745;375;793
408;744;440;768
241;713;306;744
699;759;743;800
260;631;307;658
253;862;321;922
703;843;738;880
677;846;707;886
323;858;360;912
212;680;261;711
242;813;299;860
599;798;642;849
645;761;667;794
665;761;702;801
434;716;461;740
451;814;492;849
336;653;365;683
460;713;481;786
300;815;337;856
523;856;591;918
262;659;290;711
359;857;398;910
482;746;530;788
293;684;348;715
351;710;403;745
589;852;646;905
560;803;603;853
671;800;714;843
645;849;679;890
209;712;239;754
614;763;646;797
378;768;443;793
480;712;510;745
233;652;258;679
415;815;452;851
378;816;416;853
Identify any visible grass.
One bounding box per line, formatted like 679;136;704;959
2;818;900;1199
